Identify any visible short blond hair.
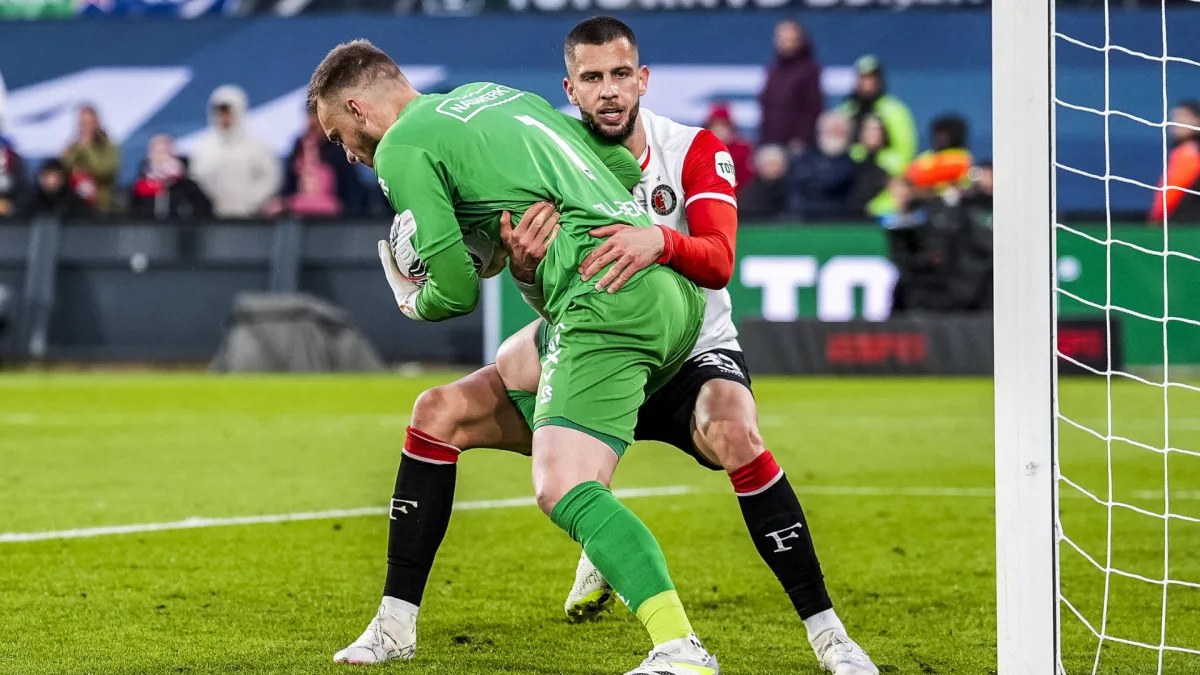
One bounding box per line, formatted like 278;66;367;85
306;39;406;114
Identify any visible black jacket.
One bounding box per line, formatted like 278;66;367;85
787;147;856;220
887;197;993;313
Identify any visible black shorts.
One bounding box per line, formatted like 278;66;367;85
633;348;752;471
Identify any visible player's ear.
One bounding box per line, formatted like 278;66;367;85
638;65;649;97
347;97;368;124
563;77;578;106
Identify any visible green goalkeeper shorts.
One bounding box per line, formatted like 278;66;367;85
529;266;705;457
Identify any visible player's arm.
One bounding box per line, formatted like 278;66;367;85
560;113;642;191
660;130;739;289
579;130;738;292
375;144;480;321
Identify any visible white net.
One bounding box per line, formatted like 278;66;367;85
1053;2;1200;673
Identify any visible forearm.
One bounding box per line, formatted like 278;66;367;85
413;243;481;321
658;200;738;289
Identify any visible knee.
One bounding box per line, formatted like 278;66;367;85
535;483;563;516
698;417;765;472
410;385;465;447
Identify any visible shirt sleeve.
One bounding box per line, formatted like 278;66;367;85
560;113;643;192
414;245;481;321
376;142;479;321
655;129;738;289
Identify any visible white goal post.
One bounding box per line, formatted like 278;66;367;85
994;0;1060;674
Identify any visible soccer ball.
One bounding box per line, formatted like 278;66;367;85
389;213;508;287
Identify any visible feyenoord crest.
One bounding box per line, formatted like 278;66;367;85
651;184;677;216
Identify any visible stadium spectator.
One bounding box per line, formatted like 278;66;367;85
845;114;893;217
704;103;755;193
906;114;973;208
128;134;212;221
840;55;917;178
0;124;29;219
739;144;790;221
883;176;992;314
22;158;92;218
190;85;281;218
61;104;120;214
1149;100;1200;224
757;18;823;151
266;110;368;218
786;110;856;220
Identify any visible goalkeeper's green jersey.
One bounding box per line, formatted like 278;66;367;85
373;82;649;322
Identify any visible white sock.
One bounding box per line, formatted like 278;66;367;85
804;609;845;642
654;634;708;660
381;596;419;617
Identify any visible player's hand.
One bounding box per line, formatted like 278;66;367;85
500;202;560;284
579;224;665;293
377;240;422;320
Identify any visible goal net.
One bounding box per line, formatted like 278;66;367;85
996;2;1200;674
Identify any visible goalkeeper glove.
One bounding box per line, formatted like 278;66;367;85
377;239;424;321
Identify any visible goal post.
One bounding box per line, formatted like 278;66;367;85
993;0;1060;673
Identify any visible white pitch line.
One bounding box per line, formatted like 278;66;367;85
798;485;995;498
0;485;695;544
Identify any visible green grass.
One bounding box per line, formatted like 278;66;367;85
0;374;1197;674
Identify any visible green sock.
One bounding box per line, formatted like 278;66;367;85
550;481;694;645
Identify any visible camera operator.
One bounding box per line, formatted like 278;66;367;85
882;174;992;314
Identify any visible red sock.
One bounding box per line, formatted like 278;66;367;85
402;427;461;465
729;450;784;496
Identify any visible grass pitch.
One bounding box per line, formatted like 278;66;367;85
1;374;1197;674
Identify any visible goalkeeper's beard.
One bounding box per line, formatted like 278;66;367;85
581;101;640;145
356;128;381;164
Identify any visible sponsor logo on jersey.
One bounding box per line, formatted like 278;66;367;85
650;184;678;216
593;199;647;219
436;83;526;122
715;151;737;187
377;176;391;198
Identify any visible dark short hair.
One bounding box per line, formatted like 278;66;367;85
39;158;67;175
564;16;638;66
931;113;969;149
1176;100;1200;119
307;39;405;114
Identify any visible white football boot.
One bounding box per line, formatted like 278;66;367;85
564;550;616;622
811;628;879;675
625;634;720;675
333;599;417;664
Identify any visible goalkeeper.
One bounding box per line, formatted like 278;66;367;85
308;41;718;674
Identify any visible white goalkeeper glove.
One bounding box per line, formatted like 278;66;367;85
377;239;424;321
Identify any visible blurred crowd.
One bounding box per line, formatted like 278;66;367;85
727;19;993;229
0;20;999;228
0;84;375;222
